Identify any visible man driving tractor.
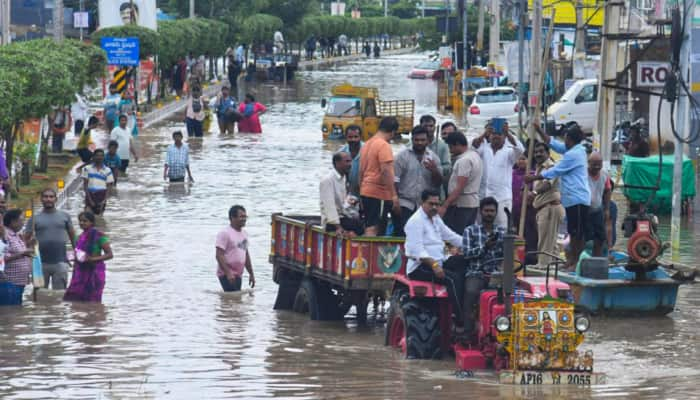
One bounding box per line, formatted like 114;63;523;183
404;194;506;340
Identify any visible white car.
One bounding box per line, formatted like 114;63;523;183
546;78;598;134
466;87;520;131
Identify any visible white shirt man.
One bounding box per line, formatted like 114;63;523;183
320;152;362;236
472;126;524;228
404;191;465;327
404;198;463;275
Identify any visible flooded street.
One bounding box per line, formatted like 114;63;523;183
1;53;699;399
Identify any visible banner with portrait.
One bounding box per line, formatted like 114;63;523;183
98;0;157;31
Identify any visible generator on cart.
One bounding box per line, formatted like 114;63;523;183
622;211;666;277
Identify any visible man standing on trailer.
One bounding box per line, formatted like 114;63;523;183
471;118;524;228
392;125;442;236
529;140;565;268
358;117;399;236
526;123;590;270
320;152;363;237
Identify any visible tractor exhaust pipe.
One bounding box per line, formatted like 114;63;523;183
503;208;515;316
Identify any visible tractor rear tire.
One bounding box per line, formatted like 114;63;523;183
385;291;442;359
273;269;300;310
293;278;322;320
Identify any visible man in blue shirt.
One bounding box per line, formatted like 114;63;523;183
526;123;591;270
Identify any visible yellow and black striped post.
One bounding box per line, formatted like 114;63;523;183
111;67;130;94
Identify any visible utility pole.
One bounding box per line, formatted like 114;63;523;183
1;0;10;45
519;0;543;235
595;1;622;172
517;0;527;132
79;0;84;41
384;0;388;17
476;0;485;62
422;0;425;18
671;0;694;260
573;0;585;78
444;0;450;43
53;0;64;42
189;0;195;18
462;0;468;105
489;0;500;64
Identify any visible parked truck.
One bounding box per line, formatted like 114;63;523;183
321;83;414;140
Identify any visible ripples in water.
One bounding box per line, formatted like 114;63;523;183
1;53;699;399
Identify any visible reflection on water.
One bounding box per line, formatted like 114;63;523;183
1;53;699;399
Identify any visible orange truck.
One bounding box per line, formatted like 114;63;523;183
321;83;414;140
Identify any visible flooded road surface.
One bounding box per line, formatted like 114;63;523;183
2;53;700;399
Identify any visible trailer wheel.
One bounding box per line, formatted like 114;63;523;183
385;292;442;359
317;284;349;321
273;269;300;311
293;278;322;320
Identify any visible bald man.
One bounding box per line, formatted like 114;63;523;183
586;152;611;256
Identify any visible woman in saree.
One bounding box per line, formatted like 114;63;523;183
64;211;113;302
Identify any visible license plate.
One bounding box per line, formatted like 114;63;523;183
500;370;606;385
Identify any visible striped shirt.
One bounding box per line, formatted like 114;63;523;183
165;143;189;179
82;164;115;192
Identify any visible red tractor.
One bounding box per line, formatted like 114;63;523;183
385;231;602;384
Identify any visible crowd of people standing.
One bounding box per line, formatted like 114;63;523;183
320;114;616;338
321;115;616;271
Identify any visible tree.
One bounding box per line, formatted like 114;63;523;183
0;39;106;175
390;0;417;19
262;0;318;26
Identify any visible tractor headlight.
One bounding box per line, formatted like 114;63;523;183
322;126;328;133
575;315;590;332
495;316;510;332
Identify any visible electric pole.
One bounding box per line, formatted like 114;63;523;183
595;1;622;172
384;0;388;17
573;0;585;78
79;0;84;41
53;0;64;42
189;0;195;18
462;0;468;105
671;0;694;260
476;0;485;63
489;0;500;64
517;0;527;132
519;0;542;236
1;0;10;45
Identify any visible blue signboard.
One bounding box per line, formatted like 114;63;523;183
100;37;140;66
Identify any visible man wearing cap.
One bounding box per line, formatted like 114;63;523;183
472;118;524;228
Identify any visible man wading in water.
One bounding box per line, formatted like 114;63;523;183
215;205;255;292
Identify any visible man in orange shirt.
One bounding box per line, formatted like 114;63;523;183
359;117;399;236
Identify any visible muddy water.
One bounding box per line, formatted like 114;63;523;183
1;53;699;399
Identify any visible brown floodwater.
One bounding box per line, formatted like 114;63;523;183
1;53;699;399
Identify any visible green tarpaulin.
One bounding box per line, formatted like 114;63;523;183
622;155;696;214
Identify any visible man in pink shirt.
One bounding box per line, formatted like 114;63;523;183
215;205;255;291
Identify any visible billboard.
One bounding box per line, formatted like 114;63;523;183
98;0;157;31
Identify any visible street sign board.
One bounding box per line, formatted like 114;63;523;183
100;37;140;66
636;61;670;87
73;11;89;28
